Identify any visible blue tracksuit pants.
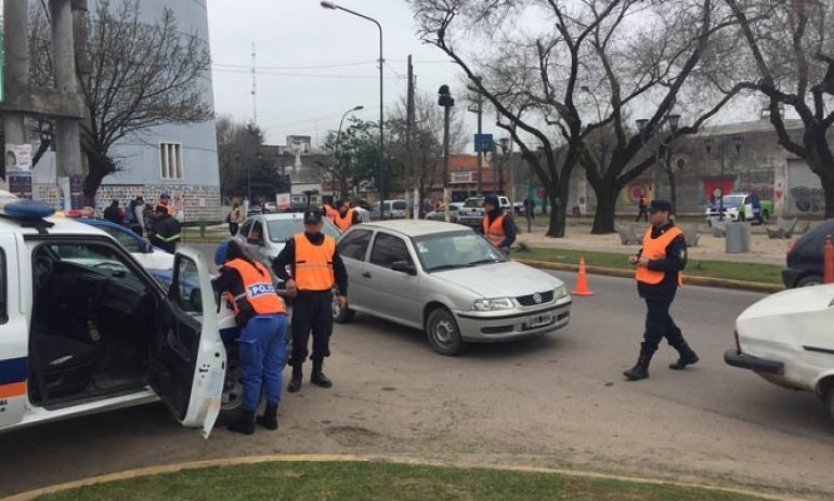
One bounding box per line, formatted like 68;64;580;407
239;314;287;411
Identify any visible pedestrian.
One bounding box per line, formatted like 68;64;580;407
635;194;649;222
155;193;173;216
142;203;154;236
213;239;288;435
323;200;339;223
103;199;124;225
478;194;517;254
227;202;243;236
271;209;348;393
148;205;182;253
126;195;145;236
624;199;699;381
333;199;359;232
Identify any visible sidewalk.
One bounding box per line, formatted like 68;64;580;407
516;221;792;266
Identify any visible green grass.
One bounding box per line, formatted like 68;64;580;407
517;247;784;285
38;461;765;501
182;226;230;244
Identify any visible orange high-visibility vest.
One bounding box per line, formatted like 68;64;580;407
635;226;684;286
294;234;336;291
334;208;356;232
324;205;339;222
223;259;286;315
482;212;507;247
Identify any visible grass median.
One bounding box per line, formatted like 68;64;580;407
38;461;765;501
516;247;783;285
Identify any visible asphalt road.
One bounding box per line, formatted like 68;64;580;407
2;272;834;498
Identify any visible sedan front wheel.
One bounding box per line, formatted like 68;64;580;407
426;307;464;356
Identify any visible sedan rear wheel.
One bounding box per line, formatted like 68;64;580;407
826;386;834;424
426;307;464;356
796;274;822;288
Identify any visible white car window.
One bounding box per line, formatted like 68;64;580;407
370;233;412;268
338;229;373;261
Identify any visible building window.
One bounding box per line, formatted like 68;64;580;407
159;143;183;180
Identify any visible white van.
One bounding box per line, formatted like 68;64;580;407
0;199;225;437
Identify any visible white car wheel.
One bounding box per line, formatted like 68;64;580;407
426;308;464;356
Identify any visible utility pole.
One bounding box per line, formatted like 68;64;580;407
50;0;83;177
438;85;454;223
405;55;415;217
468;78;483;195
3;0;29;180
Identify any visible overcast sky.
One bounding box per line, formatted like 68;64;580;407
207;0;476;148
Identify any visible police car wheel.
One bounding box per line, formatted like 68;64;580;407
426;307;464;356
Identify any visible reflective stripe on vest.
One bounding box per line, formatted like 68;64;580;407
294;234;336;291
324;205;339;222
334;208;355;232
635;226;684;286
482;212;507;247
223;259;286;315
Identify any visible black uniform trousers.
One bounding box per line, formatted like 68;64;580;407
641;288;685;356
290;290;333;366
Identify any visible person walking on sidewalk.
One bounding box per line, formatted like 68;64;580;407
272;209;349;393
624;199;698;381
478;194;517;254
635;195;649;222
213;240;288;434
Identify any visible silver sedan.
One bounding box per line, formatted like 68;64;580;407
335;220;572;355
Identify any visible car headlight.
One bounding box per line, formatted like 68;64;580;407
554;285;568;300
472;298;514;311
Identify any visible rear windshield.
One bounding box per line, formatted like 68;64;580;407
268;219;340;242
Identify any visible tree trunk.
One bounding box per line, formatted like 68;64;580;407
82;151;115;207
544;182;570;238
590;183;620;234
668;169;678;217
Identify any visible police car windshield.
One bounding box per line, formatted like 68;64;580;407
721;195;746;206
415;231;507;272
268;219;340;243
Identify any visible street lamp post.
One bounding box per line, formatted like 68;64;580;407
320;1;385;218
438;85;455;223
635;114;680;201
704;135;744;221
497;137;509;195
335;105;364;199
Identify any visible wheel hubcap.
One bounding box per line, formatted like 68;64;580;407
434;320;455;345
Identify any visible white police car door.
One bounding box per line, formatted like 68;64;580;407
149;247;225;438
0;233;27;430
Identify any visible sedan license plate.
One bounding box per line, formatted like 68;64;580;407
529;312;553;328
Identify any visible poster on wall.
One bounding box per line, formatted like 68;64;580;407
7;174;33;199
70;176;84;209
5;144;32;174
276;193;291;210
171;191;185;221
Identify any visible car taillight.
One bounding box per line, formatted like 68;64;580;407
786;240;797;258
733;330;741;353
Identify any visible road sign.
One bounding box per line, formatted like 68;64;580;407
474;133;494;153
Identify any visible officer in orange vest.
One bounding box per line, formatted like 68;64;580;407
271;209;349;393
213;240;288;434
624;199;698;381
333;199;360;232
323;201;339;223
478;194;516;254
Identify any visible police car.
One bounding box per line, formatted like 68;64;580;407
0;193;225;437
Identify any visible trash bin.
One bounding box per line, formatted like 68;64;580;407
725;222;750;253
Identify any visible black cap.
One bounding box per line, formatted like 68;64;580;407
303;209;323;224
484;194;500;208
648;199;672;213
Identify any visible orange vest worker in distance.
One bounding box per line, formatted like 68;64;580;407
155;193;174;216
323;203;339;223
271;209;349;394
212;239;288;435
624;199;698;382
478;194;516;253
333;199;359;232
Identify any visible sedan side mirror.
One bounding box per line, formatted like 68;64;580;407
391;260;417;275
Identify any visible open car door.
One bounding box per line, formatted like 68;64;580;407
149;246;225;438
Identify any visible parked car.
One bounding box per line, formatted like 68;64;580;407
425;205;460;223
782;218;834;288
335;220;572;355
370;199;408;220
725;284;834;423
0;199;224;437
705;193;772;224
457;196;511;227
77;219;174;273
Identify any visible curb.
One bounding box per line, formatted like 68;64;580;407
4;453;798;501
514;258;785;294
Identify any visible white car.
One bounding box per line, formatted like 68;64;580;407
725;285;834;421
0;198;225;437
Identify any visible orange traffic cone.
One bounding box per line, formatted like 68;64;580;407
571;257;595;296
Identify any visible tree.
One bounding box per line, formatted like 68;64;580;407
321;118;382;199
216;118;287;201
720;0;834;217
30;0;212;205
411;0;743;236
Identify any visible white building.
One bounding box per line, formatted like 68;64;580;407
32;0;220;222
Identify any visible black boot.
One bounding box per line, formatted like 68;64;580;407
227;409;255;435
669;341;699;370
311;360;332;388
623;353;652;381
256;404;278;430
287;366;303;393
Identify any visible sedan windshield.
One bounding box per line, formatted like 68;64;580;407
414;231;507;271
268;219;340;242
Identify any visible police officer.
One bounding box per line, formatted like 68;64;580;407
213;240;288;434
323;200;339;224
624;199;699;381
478;194;516;254
333;199;359;232
272;209;348;392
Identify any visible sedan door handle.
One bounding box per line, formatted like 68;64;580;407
362;271;372;278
